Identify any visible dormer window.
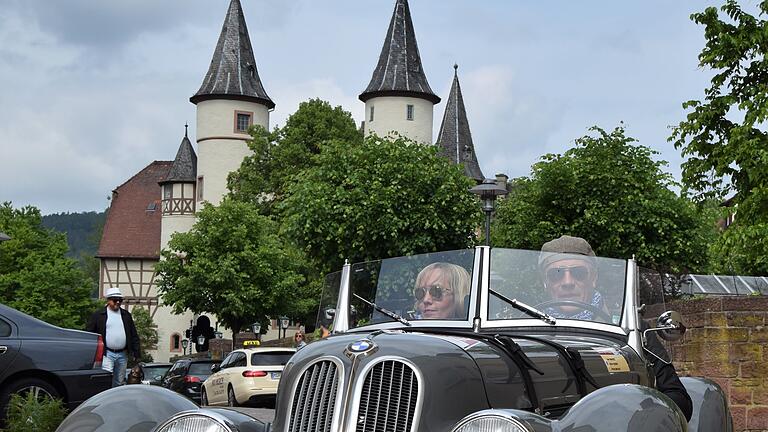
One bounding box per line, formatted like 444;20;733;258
406;104;414;121
235;111;253;133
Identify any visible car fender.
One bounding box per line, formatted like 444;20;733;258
681;377;733;432
551;383;688;432
56;385;198;432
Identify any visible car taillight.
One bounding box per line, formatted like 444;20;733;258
242;370;267;377
184;376;201;383
93;335;104;368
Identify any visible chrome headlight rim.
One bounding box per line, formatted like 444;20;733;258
154;409;236;432
451;409;534;432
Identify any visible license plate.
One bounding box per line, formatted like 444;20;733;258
270;372;281;379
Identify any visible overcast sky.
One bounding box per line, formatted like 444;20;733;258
1;0;721;215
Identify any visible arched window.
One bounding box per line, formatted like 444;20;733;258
170;333;181;352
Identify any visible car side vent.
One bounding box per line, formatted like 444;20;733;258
288;360;339;432
356;360;418;432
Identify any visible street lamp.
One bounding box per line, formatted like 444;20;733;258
181;338;188;355
469;178;509;247
279;316;290;340
0;232;10;242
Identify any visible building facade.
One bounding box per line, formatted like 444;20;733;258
97;0;486;362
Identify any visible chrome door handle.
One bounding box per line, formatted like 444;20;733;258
0;346;7;354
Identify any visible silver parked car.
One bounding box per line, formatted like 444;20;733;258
58;246;732;432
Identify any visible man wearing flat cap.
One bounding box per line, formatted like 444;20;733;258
538;235;606;320
86;287;140;387
540;235;693;421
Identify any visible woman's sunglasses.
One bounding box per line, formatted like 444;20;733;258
545;266;590;284
414;284;453;301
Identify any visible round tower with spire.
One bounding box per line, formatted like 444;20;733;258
159;125;198;250
190;0;274;206
359;0;440;144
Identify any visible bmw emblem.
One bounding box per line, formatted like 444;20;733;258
345;339;377;358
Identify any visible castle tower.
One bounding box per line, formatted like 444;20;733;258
159;126;198;250
435;65;484;183
190;0;274;206
359;0;440;144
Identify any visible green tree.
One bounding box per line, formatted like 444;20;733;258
131;306;158;364
229;98;362;213
281;134;482;274
0;202;96;328
494;126;717;273
670;1;768;274
155;198;314;338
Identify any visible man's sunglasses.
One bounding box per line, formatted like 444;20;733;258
545;266;591;284
107;297;123;303
414;284;453;301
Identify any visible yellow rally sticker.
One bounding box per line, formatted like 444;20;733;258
600;354;630;373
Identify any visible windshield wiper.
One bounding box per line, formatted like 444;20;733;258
490;289;556;325
353;294;411;326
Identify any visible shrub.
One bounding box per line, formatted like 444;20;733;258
3;392;67;432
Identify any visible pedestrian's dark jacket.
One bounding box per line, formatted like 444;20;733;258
86;307;141;358
644;323;693;422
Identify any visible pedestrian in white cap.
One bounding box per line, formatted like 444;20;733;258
86;287;140;387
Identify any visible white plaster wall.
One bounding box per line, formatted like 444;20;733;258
160;215;196;250
196;99;270;206
150;307;196;362
364;97;434;144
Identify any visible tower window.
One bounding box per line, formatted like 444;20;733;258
163;184;173;199
369;106;375;122
234;111;253;133
406;104;414;121
197;176;204;201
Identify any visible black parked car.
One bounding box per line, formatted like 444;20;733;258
0;303;111;416
125;362;172;386
161;358;215;404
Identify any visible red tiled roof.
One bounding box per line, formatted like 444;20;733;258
97;161;172;259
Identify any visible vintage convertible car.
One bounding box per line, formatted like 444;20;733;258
57;246;732;432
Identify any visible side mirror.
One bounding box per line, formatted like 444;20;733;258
656;310;686;341
324;308;336;320
211;363;220;373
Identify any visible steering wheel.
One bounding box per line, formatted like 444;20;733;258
533;300;612;322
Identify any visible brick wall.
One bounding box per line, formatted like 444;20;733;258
649;296;768;432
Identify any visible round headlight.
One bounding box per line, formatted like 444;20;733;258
452;411;532;432
155;411;234;432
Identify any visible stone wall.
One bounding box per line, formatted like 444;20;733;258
650;296;768;432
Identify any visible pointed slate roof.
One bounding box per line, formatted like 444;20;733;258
159;127;197;185
436;65;484;183
359;0;440;104
190;0;274;108
98;161;171;259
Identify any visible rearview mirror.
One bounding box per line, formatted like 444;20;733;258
655;310;686;341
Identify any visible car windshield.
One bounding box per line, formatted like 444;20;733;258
318;249;476;330
144;365;171;378
188;362;214;376
251;352;294;366
488;248;627;326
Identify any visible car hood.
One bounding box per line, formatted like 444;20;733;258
274;329;649;432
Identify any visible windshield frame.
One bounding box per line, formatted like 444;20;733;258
331;246;644;343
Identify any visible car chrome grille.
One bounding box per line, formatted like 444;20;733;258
288;360;339;432
356;360;418;432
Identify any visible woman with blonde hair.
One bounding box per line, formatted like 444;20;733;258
413;262;471;319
